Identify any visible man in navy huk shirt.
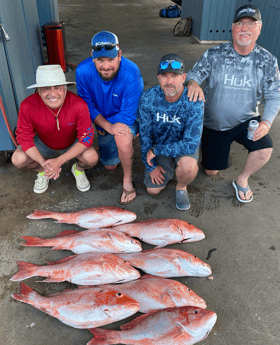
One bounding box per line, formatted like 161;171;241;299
138;54;203;210
76;31;144;204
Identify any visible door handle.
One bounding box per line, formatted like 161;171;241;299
0;24;10;41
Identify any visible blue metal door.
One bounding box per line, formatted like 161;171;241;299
0;0;44;151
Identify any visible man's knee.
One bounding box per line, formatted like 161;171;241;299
104;164;118;171
11;148;29;168
115;134;134;153
254;147;273;161
177;157;198;176
79;147;99;167
204;169;219;176
147;187;164;195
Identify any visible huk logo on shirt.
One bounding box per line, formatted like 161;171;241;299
156;112;181;124
224;74;252;90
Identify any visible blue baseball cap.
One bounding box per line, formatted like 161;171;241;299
91;31;120;59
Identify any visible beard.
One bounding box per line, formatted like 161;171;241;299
98;67;120;81
162;84;182;97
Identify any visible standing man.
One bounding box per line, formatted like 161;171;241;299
186;4;280;203
138;54;203;210
12;65;98;194
76;30;144;205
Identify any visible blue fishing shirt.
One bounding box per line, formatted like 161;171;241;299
138;86;204;172
76;57;144;130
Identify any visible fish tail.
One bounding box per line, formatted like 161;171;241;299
26;210;57;220
10;261;39;281
87;328;120;345
11;282;38;303
21;236;47;247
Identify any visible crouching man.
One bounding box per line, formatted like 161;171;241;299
12;65;98;194
138;54;203;210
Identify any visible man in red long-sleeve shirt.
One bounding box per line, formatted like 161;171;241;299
12;65;98;194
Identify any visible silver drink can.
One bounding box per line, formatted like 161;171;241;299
247;120;259;140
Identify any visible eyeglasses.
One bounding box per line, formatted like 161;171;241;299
234;21;259;28
159;60;183;70
92;43;118;52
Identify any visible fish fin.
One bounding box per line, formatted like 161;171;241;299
10;261;38;281
11;283;38;302
47;255;77;265
88;328;119;345
20;236;46;247
55;230;79;237
120;310;158;330
26;210;54;219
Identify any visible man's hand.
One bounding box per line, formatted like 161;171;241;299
42;158;63;180
186;80;205;102
149;166;166;185
147;149;156;167
253;122;270;141
109;123;132;136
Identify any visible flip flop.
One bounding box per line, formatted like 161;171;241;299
119;188;136;205
232;180;253;203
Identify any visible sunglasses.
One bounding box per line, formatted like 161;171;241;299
159;60;183;70
92;43;118;52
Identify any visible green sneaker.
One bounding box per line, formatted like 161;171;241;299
34;172;49;194
71;163;90;192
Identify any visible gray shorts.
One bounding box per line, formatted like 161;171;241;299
143;148;199;189
20;135;78;158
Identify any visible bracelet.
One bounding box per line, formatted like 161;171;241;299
261;119;271;128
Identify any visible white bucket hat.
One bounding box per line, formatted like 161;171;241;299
27;65;76;89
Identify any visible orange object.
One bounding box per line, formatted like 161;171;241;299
44;21;67;72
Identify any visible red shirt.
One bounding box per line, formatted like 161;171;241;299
16;91;94;152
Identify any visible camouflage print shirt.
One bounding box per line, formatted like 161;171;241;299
186;42;280;131
138;86;203;173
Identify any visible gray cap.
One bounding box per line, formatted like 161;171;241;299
157;54;185;75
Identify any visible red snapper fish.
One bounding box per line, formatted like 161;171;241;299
12;283;140;329
88;306;217;345
10;253;141;285
111;218;205;248
93;274;206;313
117;249;212;278
26;206;137;229
21;228;142;254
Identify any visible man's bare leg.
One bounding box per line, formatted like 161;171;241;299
114;133;136;203
175;156;198;190
12;147;42;171
75;146;99;171
235;148;272;201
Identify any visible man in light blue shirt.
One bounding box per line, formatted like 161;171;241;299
186;5;280;203
76;31;144;204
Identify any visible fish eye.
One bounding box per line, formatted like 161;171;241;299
187;289;191;291
124;260;127;263
194;310;198;314
116;292;123;297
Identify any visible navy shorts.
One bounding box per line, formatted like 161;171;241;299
98;121;139;166
143;148;199;189
201;116;273;171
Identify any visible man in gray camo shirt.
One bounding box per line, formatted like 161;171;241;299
186;4;280;203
